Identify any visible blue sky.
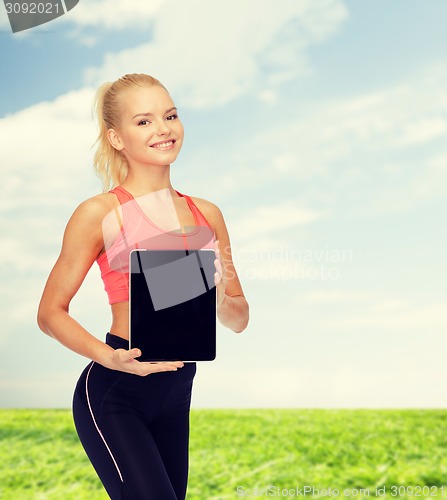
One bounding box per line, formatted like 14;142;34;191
1;0;446;408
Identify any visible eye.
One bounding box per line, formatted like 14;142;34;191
138;119;150;126
167;114;178;121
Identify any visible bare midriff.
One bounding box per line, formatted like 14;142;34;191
109;301;131;340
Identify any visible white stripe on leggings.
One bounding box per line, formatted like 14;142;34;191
85;362;124;482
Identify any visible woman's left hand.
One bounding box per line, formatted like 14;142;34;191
213;239;227;309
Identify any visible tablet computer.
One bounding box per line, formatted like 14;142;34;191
129;248;216;362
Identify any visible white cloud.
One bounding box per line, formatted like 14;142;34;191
0;0;164;34
257;90;279;105
231;202;323;241
326;302;447;330
396;117;447;146
292;288;447;331
298;292;447;331
0;8;8;29
298;289;378;305
0;370;83;407
0;87;97;211
428;152;447;171
192;362;447;408
262;289;447;338
82;0;348;108
187;61;447;216
278;66;447;165
65;0;166;29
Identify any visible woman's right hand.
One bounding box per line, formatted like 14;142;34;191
106;347;184;376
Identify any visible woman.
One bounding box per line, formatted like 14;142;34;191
37;73;249;500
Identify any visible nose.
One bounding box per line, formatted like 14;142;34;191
154;118;171;136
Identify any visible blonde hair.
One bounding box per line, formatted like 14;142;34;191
92;73;169;192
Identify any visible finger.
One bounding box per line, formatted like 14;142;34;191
165;360;184;367
129;348;142;359
141;363;184;376
148;361;184;368
215;258;223;275
117;348;141;362
146;366;179;375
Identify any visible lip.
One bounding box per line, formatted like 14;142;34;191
150;139;176;148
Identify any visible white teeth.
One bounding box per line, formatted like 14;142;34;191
152;141;173;149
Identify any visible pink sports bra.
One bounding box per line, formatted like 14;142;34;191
96;186;216;304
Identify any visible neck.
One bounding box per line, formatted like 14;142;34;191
120;163;179;197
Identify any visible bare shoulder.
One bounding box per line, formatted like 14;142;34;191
60;192;120;258
189;195;223;224
189;195;231;246
71;192;118;223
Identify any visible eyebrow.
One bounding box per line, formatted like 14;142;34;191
132;107;177;119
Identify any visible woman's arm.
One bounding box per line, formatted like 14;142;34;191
37;197;183;375
193;198;249;334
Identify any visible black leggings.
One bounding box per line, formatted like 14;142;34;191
72;332;197;500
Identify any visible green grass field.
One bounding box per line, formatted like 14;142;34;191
1;409;447;499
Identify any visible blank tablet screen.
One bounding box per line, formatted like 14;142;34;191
129;249;216;361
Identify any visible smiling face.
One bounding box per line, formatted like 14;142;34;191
107;85;184;168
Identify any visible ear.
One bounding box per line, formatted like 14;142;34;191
107;128;125;151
